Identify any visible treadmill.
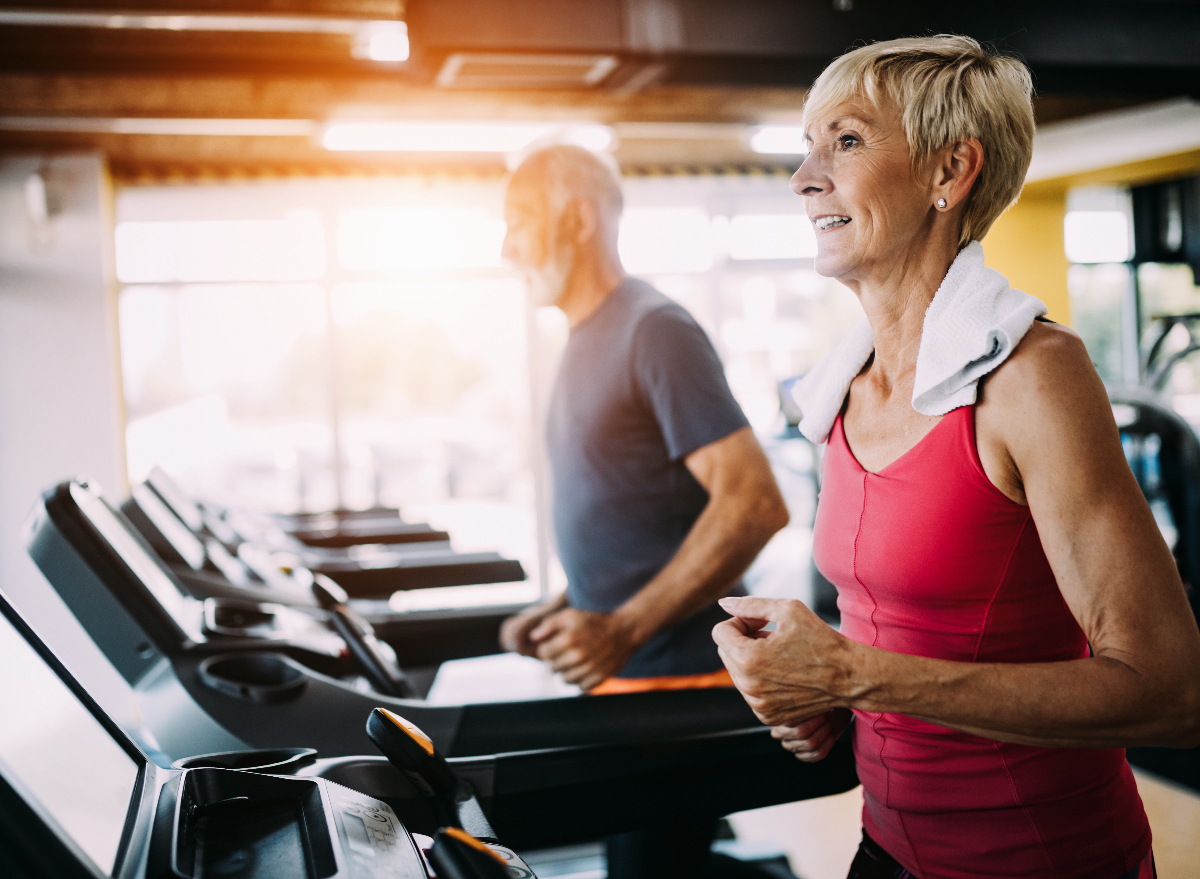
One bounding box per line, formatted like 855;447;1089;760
145;465;449;550
0;584;545;879
237;504;453;550
5;584;856;871
25;478;855;754
17;488;860;851
126;467;526;599
120;477;527;669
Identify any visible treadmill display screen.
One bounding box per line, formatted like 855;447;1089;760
0;611;140;875
132;482;207;571
71;482;204;641
148;466;205;533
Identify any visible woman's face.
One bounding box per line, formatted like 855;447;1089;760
791;100;935;287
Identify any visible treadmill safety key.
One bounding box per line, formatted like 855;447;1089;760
478;843;535;879
423;827;536;879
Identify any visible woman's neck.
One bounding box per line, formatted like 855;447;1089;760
848;235;960;387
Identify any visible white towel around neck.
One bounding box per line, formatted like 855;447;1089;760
790;241;1047;444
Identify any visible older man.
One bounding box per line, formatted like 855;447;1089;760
500;143;788;693
497;144;790;879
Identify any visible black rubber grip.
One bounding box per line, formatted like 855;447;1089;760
365;708;460;800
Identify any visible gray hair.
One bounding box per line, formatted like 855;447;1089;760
510;144;624;226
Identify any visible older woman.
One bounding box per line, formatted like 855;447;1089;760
714;35;1200;879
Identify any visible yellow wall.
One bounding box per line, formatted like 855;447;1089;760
983;191;1072;323
982;147;1200;328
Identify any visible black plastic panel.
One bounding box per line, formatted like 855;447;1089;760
25;502;165;684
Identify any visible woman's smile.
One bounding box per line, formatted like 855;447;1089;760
814;215;852;232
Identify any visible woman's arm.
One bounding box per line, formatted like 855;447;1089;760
715;325;1200;749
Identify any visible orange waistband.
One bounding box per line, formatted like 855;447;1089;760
589;668;735;695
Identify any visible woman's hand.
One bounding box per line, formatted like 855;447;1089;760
772;708;854;762
712;595;859;728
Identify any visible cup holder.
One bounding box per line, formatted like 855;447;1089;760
198;652;308;704
171;747;317;773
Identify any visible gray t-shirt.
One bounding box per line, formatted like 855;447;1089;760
546;278;750;678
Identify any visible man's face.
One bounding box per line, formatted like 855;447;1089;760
502;171;572;309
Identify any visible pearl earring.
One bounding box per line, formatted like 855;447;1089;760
937;198;947;208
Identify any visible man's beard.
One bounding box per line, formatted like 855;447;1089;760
525;237;576;310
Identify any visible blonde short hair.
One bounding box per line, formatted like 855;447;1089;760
803;35;1034;248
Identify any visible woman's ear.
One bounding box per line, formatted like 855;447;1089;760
932;137;984;212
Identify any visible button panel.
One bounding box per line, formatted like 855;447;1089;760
329;784;427;879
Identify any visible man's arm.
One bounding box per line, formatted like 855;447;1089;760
532;426;789;690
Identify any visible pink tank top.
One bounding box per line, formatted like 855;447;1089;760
813;406;1151;879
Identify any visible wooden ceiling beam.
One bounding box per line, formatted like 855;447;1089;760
0;72;1145;128
0;27;377;77
0;74;817;123
5;1;403;17
0;126;784;172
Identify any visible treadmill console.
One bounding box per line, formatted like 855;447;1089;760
129;483;207;572
27;481;350;686
0;590;523;879
72;480;205;644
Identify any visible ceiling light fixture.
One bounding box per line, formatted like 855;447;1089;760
321;121;614;154
749;126;809;155
0;11;408;63
0;10;383;33
0;117;315;136
350;22;409;63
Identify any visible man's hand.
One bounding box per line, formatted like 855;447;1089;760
530;608;639;691
499;594;568;657
771;708;852;762
713;595;856;728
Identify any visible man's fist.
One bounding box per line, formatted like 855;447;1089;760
530;608;639;691
499;594;568;656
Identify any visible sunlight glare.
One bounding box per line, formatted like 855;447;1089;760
729;214;817;260
1064;211;1132;264
619;207;714;274
338;207;506;271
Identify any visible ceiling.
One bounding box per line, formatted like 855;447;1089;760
1;0;1197;178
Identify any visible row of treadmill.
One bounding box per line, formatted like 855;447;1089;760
2;469;859;879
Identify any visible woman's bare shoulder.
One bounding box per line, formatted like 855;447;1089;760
978;319;1121;493
983;320;1102;408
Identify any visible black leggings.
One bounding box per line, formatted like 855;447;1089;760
846;832;1156;879
846;833;917;879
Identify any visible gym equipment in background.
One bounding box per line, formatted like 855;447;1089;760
121;472;529;669
125;466;526;600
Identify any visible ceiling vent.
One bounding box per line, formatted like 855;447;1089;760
435;53;619;88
